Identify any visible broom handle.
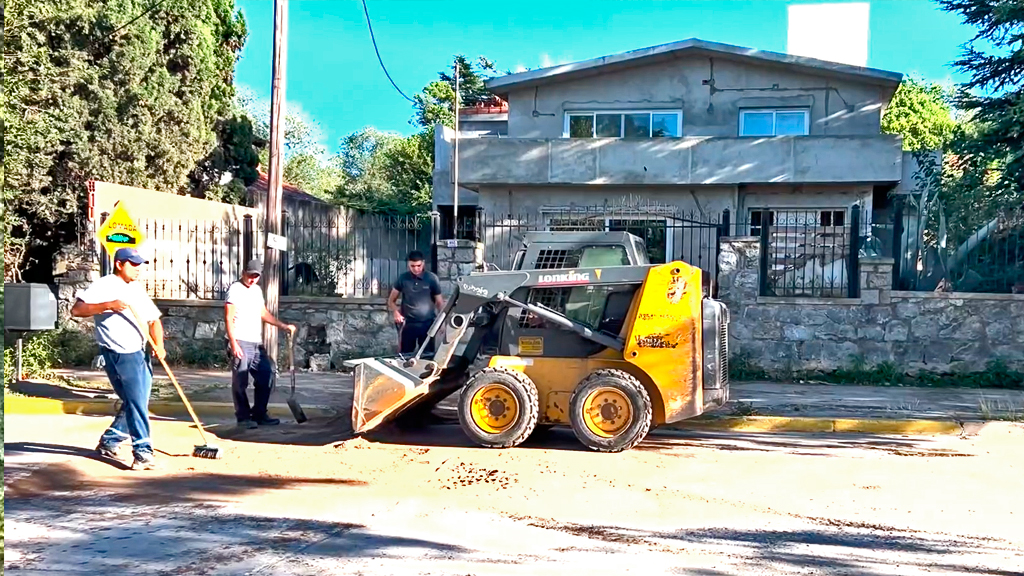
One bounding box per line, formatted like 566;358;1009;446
127;305;212;446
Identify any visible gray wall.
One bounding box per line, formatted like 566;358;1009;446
454;135;903;186
504;54;896;139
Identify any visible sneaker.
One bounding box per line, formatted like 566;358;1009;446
131;453;158;470
96;442;119;459
254;416;281;426
237;419;258;429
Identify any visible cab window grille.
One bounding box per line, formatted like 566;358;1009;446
534;249;580;269
517;287;571;327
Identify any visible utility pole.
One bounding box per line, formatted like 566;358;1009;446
452;58;460;238
263;0;288;362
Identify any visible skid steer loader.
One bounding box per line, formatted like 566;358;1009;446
347;231;730;452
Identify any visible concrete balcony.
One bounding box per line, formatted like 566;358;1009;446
454;135;903;186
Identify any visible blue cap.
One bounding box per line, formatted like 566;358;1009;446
114;247;148;265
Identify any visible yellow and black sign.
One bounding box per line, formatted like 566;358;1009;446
518;336;544;355
96;202;146;254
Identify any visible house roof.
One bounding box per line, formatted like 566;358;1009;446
247;172;330;205
485;38;903;97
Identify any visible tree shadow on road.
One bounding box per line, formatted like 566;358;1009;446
5;442;133;470
4;462;468;575
521;518;1024;576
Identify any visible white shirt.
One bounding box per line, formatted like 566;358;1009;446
226;280;265;343
76;275;162;354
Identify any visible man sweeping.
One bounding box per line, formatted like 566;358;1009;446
388;250;445;355
72;248;165;471
225;259;296;429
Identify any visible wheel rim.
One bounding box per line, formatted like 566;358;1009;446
470;384;520;434
582;387;632;438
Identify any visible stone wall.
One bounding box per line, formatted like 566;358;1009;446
52;241;479;370
718;237;1024;372
435;238;483;296
157;297;393;370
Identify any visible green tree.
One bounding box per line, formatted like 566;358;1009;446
881;77;958;151
333;127;432;214
936;0;1024;229
235;86;342;199
2;0;248;282
413;55;498;129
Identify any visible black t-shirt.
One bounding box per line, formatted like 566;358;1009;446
394;271;442;323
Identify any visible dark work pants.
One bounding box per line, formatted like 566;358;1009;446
98;348;154;458
398;319;435;355
231;341;273;422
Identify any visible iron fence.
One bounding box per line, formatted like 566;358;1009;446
478;207;726;282
118;210;430;300
124;216;266;299
752;207;862;298
283;210;431;298
893;200;1024;293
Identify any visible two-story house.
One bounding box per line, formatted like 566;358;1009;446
434;38;921;271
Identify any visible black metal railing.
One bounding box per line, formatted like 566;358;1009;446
478;207;727;292
754;206;862;298
893;198;1024;293
283;210;431;298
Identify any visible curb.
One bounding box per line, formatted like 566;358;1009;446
663;416;965;435
3;395;337;421
3;395;968;435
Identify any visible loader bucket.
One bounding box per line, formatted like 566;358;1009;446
349;356;470;435
351;358;424;434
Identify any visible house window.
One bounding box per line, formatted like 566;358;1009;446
739;109;810;136
565;111;682;138
544;215;673;264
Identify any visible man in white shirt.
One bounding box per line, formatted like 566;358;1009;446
72;247;165;470
225;259;296;428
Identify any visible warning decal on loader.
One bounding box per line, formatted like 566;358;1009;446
519;336;544;355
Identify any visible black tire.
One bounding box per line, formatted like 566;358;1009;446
569;369;652;453
458;367;539;448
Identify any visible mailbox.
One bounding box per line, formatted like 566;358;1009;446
4;283;58;331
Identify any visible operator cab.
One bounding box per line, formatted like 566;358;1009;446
510;231;651;271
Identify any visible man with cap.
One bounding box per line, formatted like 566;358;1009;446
72;247;165;470
225;259;296;428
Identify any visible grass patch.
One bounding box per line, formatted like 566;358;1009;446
978;395;1024;422
3;327;96;384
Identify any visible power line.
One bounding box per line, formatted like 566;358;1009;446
360;0;416;103
101;0;173;44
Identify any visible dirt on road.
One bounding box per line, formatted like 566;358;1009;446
4;413;1024;575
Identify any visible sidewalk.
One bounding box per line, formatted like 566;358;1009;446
4;364;1019;432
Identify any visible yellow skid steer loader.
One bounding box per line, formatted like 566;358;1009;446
348;232;730;452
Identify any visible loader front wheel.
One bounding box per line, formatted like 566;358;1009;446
458;367;539;448
569;369;652;453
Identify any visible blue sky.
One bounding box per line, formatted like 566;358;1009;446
234;0;977;153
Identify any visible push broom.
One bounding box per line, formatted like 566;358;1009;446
128;306;223;459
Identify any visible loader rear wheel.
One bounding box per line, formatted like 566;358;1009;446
458;367;539;448
569;369;652;453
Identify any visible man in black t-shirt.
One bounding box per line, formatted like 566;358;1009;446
388;250;445;355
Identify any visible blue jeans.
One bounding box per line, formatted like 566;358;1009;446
231;341;273;422
98;348;154;458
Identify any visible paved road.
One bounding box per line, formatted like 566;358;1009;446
4;413;1023;575
45;366;1024;421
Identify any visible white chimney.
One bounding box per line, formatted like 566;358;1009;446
787;3;870;67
